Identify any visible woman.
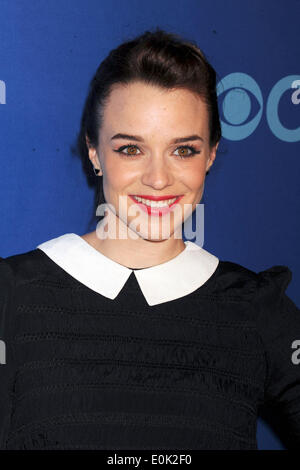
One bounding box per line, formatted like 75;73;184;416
0;28;299;450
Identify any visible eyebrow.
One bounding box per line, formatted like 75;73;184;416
110;133;204;144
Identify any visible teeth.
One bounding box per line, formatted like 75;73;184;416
132;196;178;207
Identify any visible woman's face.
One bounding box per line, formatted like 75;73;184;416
87;81;218;241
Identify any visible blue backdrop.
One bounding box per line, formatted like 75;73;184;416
0;0;299;450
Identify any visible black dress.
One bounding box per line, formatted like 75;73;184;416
0;233;300;450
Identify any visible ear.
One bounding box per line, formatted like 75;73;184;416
85;135;103;175
206;141;219;172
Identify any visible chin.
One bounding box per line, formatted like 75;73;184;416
128;223;182;242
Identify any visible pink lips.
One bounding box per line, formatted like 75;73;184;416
129;195;184;217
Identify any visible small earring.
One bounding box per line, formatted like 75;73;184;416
93;167;101;176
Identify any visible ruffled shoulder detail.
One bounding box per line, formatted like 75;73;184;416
0;249;50;286
207;261;292;302
256;265;292;299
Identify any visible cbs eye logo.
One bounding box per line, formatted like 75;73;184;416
217;73;300;142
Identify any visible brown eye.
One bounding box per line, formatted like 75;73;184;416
127;145;138;155
174;145;199;158
114;144;141;156
178;148;189;157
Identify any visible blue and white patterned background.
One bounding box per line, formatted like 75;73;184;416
0;0;299;449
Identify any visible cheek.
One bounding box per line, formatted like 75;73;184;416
104;159;133;192
182;163;206;191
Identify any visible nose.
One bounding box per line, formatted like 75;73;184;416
141;154;174;190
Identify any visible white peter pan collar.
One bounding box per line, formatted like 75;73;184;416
36;233;219;307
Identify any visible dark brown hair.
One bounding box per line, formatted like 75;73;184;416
74;27;222;226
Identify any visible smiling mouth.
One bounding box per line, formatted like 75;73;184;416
129;195;183;208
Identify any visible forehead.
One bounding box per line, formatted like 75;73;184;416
101;81;209;138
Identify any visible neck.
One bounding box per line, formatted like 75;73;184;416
81;214;186;269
